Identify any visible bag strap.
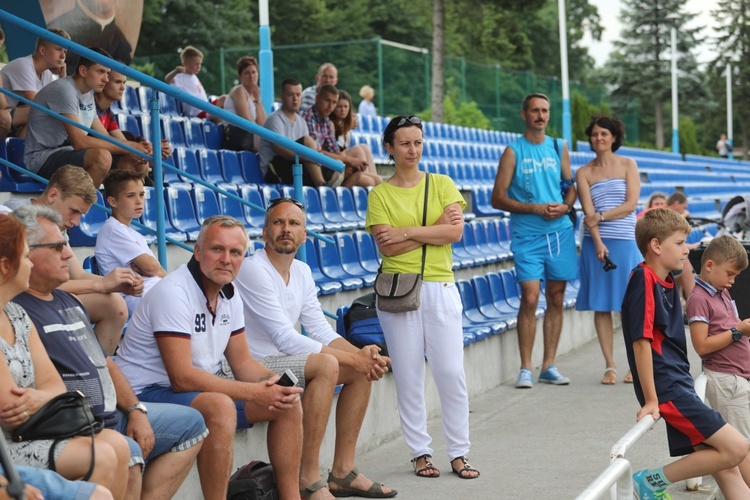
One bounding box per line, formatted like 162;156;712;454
47;400;97;482
419;173;430;276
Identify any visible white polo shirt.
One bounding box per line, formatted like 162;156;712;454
115;257;245;395
236;248;340;359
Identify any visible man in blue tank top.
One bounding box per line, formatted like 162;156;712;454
491;93;578;389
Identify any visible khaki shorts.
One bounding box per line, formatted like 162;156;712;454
705;368;750;441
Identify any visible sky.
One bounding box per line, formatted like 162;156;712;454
584;0;721;67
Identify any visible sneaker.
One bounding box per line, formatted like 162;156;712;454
538;365;570;385
515;368;533;389
633;469;671;499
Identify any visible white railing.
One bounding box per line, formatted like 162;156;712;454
577;372;708;499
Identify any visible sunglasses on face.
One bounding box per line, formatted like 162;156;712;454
268;197;304;210
30;241;67;253
396;116;422;127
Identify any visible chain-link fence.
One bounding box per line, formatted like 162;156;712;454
133;38;635;149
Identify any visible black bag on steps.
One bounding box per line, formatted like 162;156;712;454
227;460;278;500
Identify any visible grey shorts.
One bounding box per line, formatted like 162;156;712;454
260;354;310;389
37;148;88;179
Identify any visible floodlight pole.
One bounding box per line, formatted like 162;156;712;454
668;13;680;154
558;0;572;147
727;62;734;160
259;0;274;114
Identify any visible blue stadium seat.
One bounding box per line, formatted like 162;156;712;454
318;187;359;230
238;151;264;184
116;114;141;137
165;185;201;240
471;275;517;328
246;240;265;256
499;270;544;318
172;147;200;184
455;280;506;337
82;255;100;275
202;121;222;150
159;93;181;116
183;118;206;149
314;237;364;290
68;191;109;247
332;232;376;286
451;240;476;269
163;116;186;148
136;86;153;114
304;186;342;232
240;185;268;233
350;186;369;220
470;220;506;262
485;273;520;327
334;186;365;225
302;238;344;294
352;230;381;273
479;219;511;259
217;150;244;185
191;185;222;224
136;114;153;143
140;186;187;242
0;138;45;192
260;185;281;208
218;186;260;236
196;149;226;185
121;85;141;115
459;224;488;265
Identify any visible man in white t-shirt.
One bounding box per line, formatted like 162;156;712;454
115;215;304;500
96;170;167;315
299;62;337;115
1;28;70;138
235;198;395;498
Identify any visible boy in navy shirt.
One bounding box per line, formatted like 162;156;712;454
622;209;750;499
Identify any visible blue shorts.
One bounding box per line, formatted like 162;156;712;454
113;401;208;467
138;385;253;430
660;391;727;457
511;226;578;283
1;465;96;500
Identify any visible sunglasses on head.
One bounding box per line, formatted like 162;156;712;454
268;197;304;210
396;116;422;127
30;241;67;253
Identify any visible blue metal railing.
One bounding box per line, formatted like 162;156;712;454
0;9;344;318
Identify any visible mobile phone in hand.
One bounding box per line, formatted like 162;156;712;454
275;369;298;387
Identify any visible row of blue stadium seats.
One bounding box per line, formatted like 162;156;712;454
421;161;498;189
334;269;578;347
117;114;222;151
70;183;377;246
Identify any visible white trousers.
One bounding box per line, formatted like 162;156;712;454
377;281;471;460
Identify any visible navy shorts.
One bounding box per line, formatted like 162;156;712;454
138;384;253;430
37;148;89;179
660;391;727;457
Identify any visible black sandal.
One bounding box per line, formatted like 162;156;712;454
451;456;480;479
411;454;440;478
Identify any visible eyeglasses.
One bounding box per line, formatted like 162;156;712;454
29;241;67;253
396;116;422;127
268;197;304;210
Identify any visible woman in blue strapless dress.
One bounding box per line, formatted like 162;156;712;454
576;116;642;385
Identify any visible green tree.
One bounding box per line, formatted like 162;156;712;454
571;91;609;147
603;0;705;149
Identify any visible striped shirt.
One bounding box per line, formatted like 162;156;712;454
585;178;636;240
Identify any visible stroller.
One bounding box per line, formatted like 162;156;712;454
718;195;750;239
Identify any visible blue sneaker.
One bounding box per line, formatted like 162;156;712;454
515;368;533;389
633;469;671;499
538;365;570;385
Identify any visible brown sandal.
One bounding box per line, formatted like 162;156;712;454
411;454;440;478
451;456;480;479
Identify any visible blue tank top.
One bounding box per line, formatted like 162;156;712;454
507;136;572;237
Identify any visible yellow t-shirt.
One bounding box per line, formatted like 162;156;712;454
365;173;466;282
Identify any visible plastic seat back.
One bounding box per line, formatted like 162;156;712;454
163;116;186;148
218;150;245;184
260;185;281;208
238;151;264;184
183;118;206;149
240;185;267;230
352;230;381;272
173;147;200;184
197;149;225;185
116;114;141;137
318;186;356;228
1;138;45;192
335;186;364;223
192;185;222;224
165;185;201;240
68;191;108;247
333;232;371;278
350;186;369;219
140;187;187;242
202;120;222;150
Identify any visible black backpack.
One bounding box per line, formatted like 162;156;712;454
227;461;278;500
343;292;388;357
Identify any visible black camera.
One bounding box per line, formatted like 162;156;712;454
603;255;617;272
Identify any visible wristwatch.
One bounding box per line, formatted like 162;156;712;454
599;212;605;222
731;327;743;342
126;402;148;415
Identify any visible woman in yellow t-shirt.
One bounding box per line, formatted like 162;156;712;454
365;115;479;480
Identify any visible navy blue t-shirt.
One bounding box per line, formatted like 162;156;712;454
622;263;694;404
13;290;118;428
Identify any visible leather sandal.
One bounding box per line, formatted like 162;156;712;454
451;456;480;479
327;467;397;498
411;454;440;478
300;479;328;500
